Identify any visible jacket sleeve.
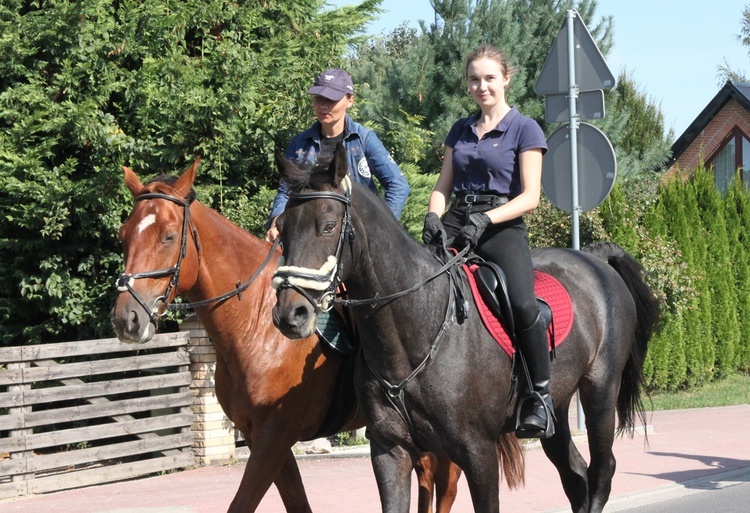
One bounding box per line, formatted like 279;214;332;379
266;144;297;226
363;133;410;219
267;180;290;226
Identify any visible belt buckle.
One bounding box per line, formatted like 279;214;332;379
464;193;478;204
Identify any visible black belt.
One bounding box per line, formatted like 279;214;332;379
456;193;509;207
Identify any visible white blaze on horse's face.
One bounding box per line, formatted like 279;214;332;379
136;214;157;235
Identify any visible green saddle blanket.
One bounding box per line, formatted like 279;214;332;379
316;310;357;355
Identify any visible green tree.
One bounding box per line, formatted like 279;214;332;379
692;167;740;378
0;0;379;344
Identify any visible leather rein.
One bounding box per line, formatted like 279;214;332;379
116;192;280;325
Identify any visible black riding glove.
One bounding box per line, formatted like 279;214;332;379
422;212;446;246
456;212;492;249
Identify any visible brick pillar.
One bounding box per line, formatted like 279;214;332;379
180;314;236;466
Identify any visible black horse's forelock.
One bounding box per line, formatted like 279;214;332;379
145;174;197;203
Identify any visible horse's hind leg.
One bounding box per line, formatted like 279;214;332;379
539;398;589;513
414;454;437;513
414;454;462;513
581;401;618;513
433;457;461;513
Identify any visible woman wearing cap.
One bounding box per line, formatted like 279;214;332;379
265;68;410;242
422;44;553;439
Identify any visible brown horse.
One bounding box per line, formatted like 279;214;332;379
110;159;466;513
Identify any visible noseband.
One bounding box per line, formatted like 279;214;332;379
272;180;354;313
116;192;195;324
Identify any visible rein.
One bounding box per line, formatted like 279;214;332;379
116;192;281;324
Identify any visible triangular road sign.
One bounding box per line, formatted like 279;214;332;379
535;11;616;96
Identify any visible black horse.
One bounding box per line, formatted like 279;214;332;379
271;145;660;513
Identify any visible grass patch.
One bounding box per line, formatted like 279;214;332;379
648;373;750;411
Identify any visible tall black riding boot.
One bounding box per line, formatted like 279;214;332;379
515;312;555;439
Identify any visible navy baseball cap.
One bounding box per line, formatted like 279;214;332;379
307;68;354;101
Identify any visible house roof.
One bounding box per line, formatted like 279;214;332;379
667;80;750;168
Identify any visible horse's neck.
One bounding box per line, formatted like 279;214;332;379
346;205;450;368
188;203;278;345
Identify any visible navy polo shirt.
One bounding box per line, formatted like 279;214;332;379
445;107;547;197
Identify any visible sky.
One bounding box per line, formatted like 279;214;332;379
328;0;749;138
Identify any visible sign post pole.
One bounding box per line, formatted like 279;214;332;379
566;10;581;252
535;9;617;435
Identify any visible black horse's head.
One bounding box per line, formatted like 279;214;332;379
271;143;352;339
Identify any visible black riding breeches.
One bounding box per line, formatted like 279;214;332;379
442;205;539;331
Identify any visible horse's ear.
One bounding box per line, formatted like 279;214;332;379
174;157;200;198
123;166;144;197
330;142;348;188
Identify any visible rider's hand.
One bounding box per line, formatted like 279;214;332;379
265;218;279;243
422;212;446;246
456;212;491;249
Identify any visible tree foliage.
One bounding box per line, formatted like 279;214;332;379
0;0;379;344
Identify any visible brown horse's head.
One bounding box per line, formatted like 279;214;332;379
112;158;201;343
271;144;350;340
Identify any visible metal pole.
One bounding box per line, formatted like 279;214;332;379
566;9;586;434
566;10;580;251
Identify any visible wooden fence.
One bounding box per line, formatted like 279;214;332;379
0;333;195;499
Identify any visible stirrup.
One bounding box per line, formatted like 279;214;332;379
514;392;555;439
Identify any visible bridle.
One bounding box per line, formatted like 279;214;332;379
271;179;355;313
116;192;194;324
116;191;280;325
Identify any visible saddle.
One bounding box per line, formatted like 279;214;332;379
473;261;552;343
463;261;573;357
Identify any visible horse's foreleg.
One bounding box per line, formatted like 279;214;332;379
455;441;500;513
228;443;310;513
274;449;313;513
540;403;589;513
370;442;415;513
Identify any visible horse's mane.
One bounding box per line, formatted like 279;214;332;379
146;174;197;203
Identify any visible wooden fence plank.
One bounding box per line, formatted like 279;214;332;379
0;392;192;431
22;432;194;474
16;372;192;406
19;351;190;383
0;346;24;362
0;480;27;500
0;413;193;454
25;452;196;495
0;367;24;386
18;333;189;361
0;411;24;430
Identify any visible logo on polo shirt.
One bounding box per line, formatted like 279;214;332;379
357;158;371;178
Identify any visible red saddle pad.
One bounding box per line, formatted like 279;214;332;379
462;264;574;357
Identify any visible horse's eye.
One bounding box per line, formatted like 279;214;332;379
163;233;177;243
322;221;337;235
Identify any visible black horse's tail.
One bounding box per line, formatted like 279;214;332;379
582;242;661;436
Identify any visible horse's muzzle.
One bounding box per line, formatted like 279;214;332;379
111;298;157;343
272;293;317;340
